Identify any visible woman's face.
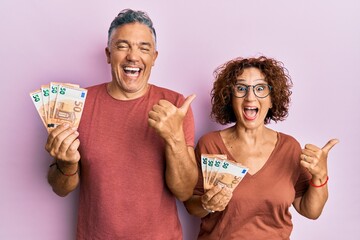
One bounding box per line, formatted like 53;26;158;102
232;67;272;129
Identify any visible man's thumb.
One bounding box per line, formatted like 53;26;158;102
180;94;196;113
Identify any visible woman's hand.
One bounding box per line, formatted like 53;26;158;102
201;184;233;212
300;138;339;183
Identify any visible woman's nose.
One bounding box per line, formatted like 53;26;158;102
245;86;256;100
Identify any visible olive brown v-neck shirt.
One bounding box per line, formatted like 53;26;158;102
193;131;311;240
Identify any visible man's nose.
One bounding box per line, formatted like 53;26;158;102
126;48;140;62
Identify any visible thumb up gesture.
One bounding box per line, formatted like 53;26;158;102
300;139;339;180
148;94;196;141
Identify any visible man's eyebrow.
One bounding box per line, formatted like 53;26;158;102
113;39;129;45
113;39;152;47
138;42;152;47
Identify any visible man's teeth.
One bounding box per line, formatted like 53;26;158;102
124;67;140;74
124;67;140;71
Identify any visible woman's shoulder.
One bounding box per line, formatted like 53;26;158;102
199;130;221;139
197;131;222;145
278;132;301;147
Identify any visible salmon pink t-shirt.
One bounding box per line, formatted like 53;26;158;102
76;83;194;240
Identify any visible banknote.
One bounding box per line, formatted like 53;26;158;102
207;155;227;188
201;154;227;190
201;154;248;191
41;84;50;121
48;84;87;130
201;155;209;189
29;89;47;128
215;161;248;191
30;82;87;132
48;82;61;123
48;82;80;124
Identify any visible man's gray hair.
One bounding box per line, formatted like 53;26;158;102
107;9;157;47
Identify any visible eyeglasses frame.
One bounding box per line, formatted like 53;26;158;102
232;83;272;98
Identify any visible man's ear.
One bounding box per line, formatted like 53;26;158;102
152;50;158;66
105;47;111;64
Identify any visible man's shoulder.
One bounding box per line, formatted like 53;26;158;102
83;83;107;100
85;82;106;91
150;84;181;95
149;84;184;102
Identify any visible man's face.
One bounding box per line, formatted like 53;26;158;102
106;22;158;100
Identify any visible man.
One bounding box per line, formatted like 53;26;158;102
45;9;197;239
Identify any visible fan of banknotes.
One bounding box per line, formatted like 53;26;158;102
30;82;87;132
201;154;248;191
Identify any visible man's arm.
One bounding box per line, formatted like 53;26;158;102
164;136;198;201
148;94;198;201
48;160;79;197
45;124;81;196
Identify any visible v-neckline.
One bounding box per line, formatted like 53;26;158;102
216;131;280;178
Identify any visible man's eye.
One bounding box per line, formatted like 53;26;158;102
116;45;128;50
140;47;150;52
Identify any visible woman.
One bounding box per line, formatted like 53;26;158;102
184;56;338;239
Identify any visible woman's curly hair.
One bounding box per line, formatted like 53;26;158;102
211;56;293;125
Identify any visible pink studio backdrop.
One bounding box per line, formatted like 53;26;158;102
1;0;359;239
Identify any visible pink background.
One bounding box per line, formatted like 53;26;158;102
1;0;359;239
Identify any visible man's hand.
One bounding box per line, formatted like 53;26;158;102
45;123;81;165
148;94;196;141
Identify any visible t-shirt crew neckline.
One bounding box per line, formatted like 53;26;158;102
216;130;280;178
104;82;153;102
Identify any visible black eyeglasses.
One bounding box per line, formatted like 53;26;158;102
233;83;272;98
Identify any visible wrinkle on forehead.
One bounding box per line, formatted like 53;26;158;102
113;39;153;48
235;79;266;84
108;23;157;49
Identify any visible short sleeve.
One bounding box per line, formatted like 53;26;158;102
294;165;311;198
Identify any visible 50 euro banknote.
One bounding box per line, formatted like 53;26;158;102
201;154;248;191
48;82;80;125
30;83;87;132
29;89;47;128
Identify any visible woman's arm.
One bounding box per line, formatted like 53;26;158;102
293;139;338;219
